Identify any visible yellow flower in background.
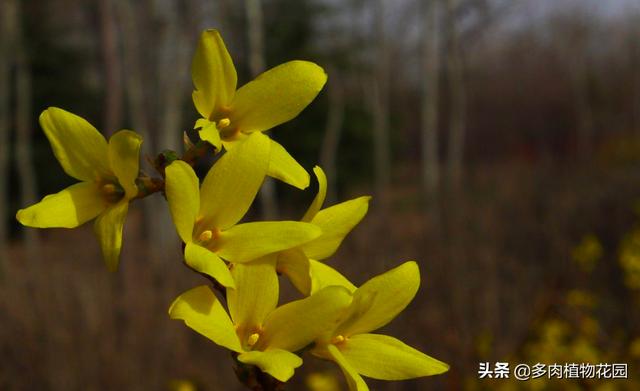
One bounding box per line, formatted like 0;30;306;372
619;227;640;289
164;132;321;288
306;372;341;391
168;379;197;391
311;261;449;391
277;166;370;295
191;29;327;189
16;107;142;271
572;234;603;273
168;257;352;382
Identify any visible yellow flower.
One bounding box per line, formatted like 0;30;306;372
277;166;370;295
311;261;449;390
168;256;352;382
16;107;142;271
191;29;327;189
164;132;321;288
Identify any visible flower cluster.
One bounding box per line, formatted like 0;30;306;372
16;29;448;390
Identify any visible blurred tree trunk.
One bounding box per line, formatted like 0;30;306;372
149;0;187;269
631;27;640;136
99;0;122;136
115;0;159;261
14;0;40;262
371;0;391;209
421;0;441;204
571;53;593;158
443;0;470;366
116;0;151;154
246;0;278;219
0;0;14;269
445;0;466;189
320;68;344;205
563;12;593;158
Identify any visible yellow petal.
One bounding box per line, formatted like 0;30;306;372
199;132;270;230
16;182;108;228
268;138;309;189
169;285;242;352
184;242;235;288
237;349;302;382
340;334;449;380
259;286;352;352
191;29;237;118
216;221;321;263
302;166;327;222
310;260;357;295
301;196;370;260
93;199;129;272
276;249;311;296
39;107;110;182
228;256;278;336
321;344;369;391
165;161;200;243
230;61;327;133
337;262;420;337
108;130;142;199
198;120;222;150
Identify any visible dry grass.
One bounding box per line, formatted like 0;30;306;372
2;162;639;390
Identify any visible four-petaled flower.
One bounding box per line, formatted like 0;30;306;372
311;261;450;390
16;107;142;271
169;257;352;382
277;166;371;295
164;132;321;288
191;29;327;189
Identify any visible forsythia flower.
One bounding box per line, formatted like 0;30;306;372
164;132;321;288
191;29;327;189
311;261;449;390
16;107;142;271
277;166;370;295
169;257;352;382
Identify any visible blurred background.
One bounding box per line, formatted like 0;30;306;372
1;0;640;389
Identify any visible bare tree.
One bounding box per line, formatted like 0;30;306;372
421;0;441;203
0;0;14;269
320;68;345;205
98;0;122;136
371;0;391;207
445;0;466;189
245;0;279;219
567;12;595;158
14;0;40;261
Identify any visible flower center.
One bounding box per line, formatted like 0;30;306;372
330;335;346;345
101;182;125;203
246;332;260;348
217;118;231;129
196;228;221;248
